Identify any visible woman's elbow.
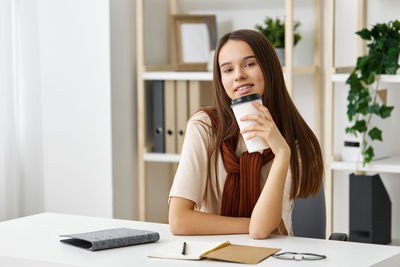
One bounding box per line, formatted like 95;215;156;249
169;198;197;235
249;227;272;239
249;218;281;239
169;211;191;235
169;214;183;235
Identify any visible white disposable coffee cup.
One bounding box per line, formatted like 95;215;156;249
231;94;268;153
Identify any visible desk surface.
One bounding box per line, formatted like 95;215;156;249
0;213;399;267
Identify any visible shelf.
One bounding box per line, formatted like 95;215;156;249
143;153;180;163
142;65;318;81
331;155;400;174
143;71;213;81
332;74;400;83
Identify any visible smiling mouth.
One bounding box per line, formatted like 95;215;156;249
235;84;253;92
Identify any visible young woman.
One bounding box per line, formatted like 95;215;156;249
168;29;323;239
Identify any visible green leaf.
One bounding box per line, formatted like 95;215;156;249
345;126;357;137
356;90;372;114
369;103;380;115
362;146;374;166
347;103;356;121
379;105;394;119
355;56;369;72
356;29;372;40
255;16;302;48
393;20;400;29
366;71;375;84
351;120;367;133
388;47;398;57
368;127;383;141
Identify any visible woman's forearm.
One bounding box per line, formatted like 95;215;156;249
249;151;290;239
169;198;250;235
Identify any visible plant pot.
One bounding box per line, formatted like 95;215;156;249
275;47;285;66
349;173;391;244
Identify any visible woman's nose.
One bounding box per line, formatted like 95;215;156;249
234;67;246;81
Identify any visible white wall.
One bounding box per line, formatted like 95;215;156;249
12;0;115;218
5;0;139;222
37;0;113;217
0;0;21;220
14;0;45;217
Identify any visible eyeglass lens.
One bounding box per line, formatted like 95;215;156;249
273;252;326;261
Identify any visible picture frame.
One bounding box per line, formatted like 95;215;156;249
171;15;217;71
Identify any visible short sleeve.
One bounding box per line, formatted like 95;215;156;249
169;112;212;209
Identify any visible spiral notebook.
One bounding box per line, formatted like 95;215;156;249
60;228;159;251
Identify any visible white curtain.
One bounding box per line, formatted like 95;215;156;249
0;0;20;221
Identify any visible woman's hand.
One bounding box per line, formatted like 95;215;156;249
240;101;290;157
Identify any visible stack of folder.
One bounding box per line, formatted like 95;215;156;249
151;80;214;154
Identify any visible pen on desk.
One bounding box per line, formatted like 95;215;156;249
182;241;186;255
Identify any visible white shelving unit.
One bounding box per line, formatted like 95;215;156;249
331;156;400;174
332;73;400;83
137;0;323;221
143;66;319;82
143;153;181;163
324;0;400;236
142;71;213;81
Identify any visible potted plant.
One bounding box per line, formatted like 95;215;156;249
255;17;302;65
345;20;400;244
345;20;399;169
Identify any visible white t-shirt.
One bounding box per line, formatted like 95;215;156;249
169;111;294;235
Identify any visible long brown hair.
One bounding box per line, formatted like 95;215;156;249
200;29;323;199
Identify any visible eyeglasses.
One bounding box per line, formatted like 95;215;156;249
273;252;327;261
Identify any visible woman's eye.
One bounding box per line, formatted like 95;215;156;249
223;68;233;73
245;62;255;67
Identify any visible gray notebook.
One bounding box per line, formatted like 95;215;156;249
60;228;159;251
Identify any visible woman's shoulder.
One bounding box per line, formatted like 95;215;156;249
190;110;210;121
186;108;217;139
189;108;216;126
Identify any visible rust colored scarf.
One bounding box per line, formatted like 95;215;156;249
205;110;275;218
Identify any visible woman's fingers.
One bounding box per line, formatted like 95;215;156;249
240;120;272;134
240;113;268;125
240;102;273;122
251;101;273;120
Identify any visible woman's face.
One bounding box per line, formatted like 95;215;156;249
218;40;265;100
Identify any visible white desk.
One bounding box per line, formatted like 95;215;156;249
0;213;399;267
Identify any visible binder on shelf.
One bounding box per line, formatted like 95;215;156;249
151;81;165;153
164;80;177;154
188;81;214;116
176;81;189;153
